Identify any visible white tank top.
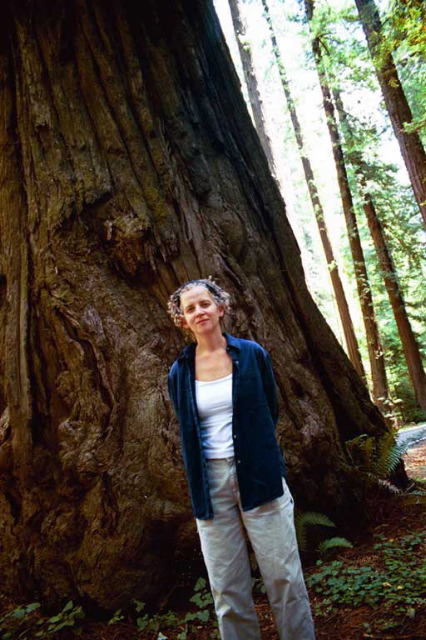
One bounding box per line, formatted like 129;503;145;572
195;374;234;459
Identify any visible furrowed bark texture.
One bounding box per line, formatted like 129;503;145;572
0;0;397;609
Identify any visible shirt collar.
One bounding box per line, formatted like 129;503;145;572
178;333;240;360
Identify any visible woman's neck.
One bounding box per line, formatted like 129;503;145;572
195;330;226;355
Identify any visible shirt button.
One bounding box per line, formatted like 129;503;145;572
237;459;241;464
233;434;237;439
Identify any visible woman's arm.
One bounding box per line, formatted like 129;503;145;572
167;364;178;414
259;348;279;425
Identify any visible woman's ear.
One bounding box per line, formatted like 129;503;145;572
218;305;225;319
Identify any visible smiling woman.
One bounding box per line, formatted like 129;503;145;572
167;278;315;640
181;286;225;339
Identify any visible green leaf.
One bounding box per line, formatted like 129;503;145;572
194;577;207;592
196;610;210;623
10;609;26;619
184;612;197;623
189;594;203;607
133;600;146;613
318;537;353;555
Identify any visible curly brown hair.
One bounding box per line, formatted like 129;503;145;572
167;277;231;327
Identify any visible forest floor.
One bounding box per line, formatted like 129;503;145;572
1;442;425;640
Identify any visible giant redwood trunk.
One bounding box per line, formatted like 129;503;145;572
0;0;399;609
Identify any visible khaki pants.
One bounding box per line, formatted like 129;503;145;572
196;458;315;640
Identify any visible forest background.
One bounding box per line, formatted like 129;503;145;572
215;0;426;424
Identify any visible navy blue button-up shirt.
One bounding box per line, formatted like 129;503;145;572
168;333;286;519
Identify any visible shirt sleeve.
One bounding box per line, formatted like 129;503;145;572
259;348;279;425
167;367;178;414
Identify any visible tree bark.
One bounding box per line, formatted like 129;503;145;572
0;0;401;609
304;0;392;412
333;92;426;412
228;0;277;178
361;189;426;411
260;0;366;381
354;0;426;228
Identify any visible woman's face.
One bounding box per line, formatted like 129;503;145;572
180;285;224;337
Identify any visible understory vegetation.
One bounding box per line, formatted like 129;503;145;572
307;530;426;634
1;493;425;640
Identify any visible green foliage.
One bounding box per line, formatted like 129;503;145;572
108;608;125;625
295;510;335;551
0;601;84;639
0;603;40;640
184;577;214;625
131;599;179;634
306;531;426;633
295;510;352;555
383;0;426;141
237;0;426;423
336;104;426;422
0;579;217;640
317;537;354;556
106;578;218;639
40;601;85;636
299;0;426;421
346;432;410;481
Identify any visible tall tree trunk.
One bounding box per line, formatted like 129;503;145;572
354;0;426;228
304;0;391;412
333;91;426;412
228;0;277;178
0;0;401;609
260;0;366;381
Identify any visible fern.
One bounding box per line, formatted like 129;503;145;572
376;479;401;494
346;432;411;481
294;510;336;553
376;433;411;477
317;537;353;556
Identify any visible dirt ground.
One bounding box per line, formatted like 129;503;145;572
1;443;425;640
403;439;426;483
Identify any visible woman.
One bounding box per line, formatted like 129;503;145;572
167;278;315;640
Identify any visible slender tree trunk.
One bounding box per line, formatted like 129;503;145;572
354;0;426;228
362;189;426;411
0;0;402;609
260;0;365;380
228;0;277;177
333;91;426;412
304;0;391;411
